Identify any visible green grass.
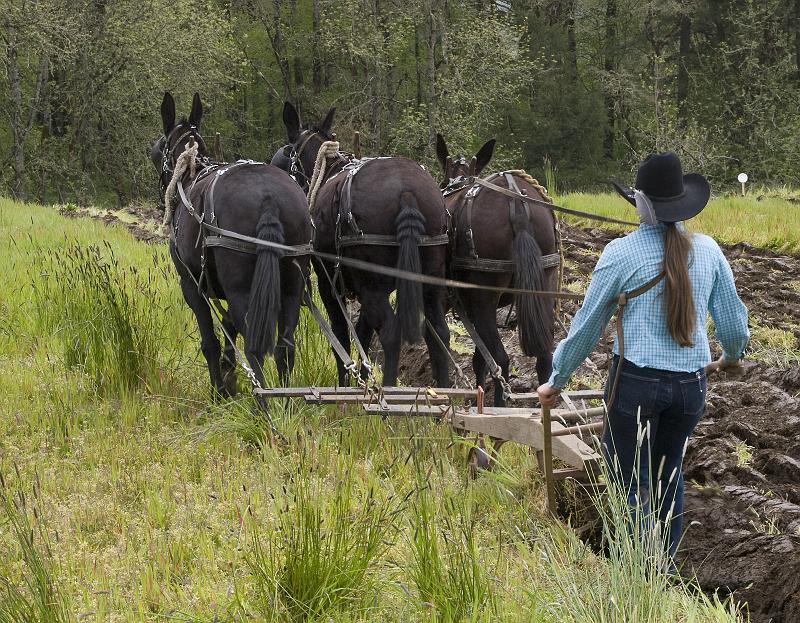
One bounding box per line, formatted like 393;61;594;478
560;192;800;253
0;197;743;621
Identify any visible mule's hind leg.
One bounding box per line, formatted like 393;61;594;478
422;285;450;387
313;259;352;386
224;293;269;393
360;289;400;385
355;313;375;382
275;260;305;387
221;318;239;397
177;275;227;399
465;291;509;406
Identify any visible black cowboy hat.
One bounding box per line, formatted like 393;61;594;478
611;151;710;223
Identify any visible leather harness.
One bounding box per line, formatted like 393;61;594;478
448;171;562;274
326;157;449;254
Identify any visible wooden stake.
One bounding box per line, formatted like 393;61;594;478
353;131;362;159
542;403;556;515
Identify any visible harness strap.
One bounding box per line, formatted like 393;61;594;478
607;270;666;409
201;220;583;300
302;290;358;374
338;233;449;248
463;190;478;259
451;252;561;273
204;235;313;257
316;259;374;381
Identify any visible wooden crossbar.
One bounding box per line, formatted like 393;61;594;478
253;386;478;398
254;383;605;513
450;412;600;469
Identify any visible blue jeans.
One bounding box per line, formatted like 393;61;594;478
602;356;706;561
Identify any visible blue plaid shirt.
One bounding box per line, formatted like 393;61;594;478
548;224;749;389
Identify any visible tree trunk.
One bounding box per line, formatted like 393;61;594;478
677;12;691;126
415;24;422;106
603;0;617;159
39;56;51;204
271;0;293;100
8;30;26;200
564;0;578;81
312;0;321;95
425;7;437;150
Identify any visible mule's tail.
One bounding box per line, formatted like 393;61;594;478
511;207;554;357
246;201;283;356
395;191;426;344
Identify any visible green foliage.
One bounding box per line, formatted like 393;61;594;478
6;0;800;201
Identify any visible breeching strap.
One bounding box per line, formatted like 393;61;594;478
201;220;584;302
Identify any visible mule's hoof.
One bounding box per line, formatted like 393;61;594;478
222;372;238;398
467;446;492;477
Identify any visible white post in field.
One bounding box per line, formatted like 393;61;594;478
737;172;748;197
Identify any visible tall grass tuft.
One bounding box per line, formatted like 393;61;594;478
536;438;741;623
408;479;496;622
29;242;173;396
0;469;73;623
239;453;402;621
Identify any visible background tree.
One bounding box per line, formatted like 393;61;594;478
2;0;799;204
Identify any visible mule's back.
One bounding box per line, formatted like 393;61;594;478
313;158;446;252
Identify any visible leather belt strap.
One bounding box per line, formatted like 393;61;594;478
204;235;312;257
607;270;666;409
337;233;449;248
451;252;561;273
202;221;583;300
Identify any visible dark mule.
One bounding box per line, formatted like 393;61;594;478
281;103;450;387
154;92;312;397
436;134;558;405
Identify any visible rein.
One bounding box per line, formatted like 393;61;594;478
471;177;639;227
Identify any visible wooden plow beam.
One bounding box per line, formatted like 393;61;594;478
256;385;604;514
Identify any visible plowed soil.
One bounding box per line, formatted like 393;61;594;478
403;223;800;623
89;203;800;622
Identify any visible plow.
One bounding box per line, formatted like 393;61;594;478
256;384;605;513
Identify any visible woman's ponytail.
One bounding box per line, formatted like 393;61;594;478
664;223;696;347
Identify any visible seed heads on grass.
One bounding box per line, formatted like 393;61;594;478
0;469;74;623
238;454;402;621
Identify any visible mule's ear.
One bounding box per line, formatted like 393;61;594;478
160;91;175;136
189;92;203;128
319;107;336;136
283;101;301;143
474;139;496;176
436;133;449;171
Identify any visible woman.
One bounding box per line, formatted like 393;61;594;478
536;152;749;562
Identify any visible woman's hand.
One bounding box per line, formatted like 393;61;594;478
705;356;743;375
536;383;561;408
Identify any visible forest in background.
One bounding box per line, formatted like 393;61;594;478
2;0;799;206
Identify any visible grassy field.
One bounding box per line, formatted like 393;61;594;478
560;192;800;253
0;198;747;622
